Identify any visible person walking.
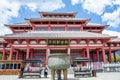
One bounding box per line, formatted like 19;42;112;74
44;67;48;78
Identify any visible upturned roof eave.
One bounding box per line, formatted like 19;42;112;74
4;23;31;27
85;25;109;27
107;38;120;43
0;38;7;43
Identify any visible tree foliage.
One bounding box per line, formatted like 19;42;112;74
0;54;2;60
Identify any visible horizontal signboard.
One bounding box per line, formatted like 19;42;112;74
48;39;69;45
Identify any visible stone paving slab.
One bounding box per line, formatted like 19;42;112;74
0;72;120;80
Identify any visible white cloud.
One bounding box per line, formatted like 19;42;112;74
19;0;65;11
102;30;120;38
71;0;81;5
25;3;37;11
0;0;65;35
0;0;21;35
71;0;112;15
39;0;65;11
113;0;120;5
71;0;120;28
102;8;120;27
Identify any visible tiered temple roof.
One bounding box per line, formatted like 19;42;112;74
2;12;120;44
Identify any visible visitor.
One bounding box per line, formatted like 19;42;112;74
24;63;30;71
29;66;32;72
44;67;48;78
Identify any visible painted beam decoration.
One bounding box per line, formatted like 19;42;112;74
48;39;69;45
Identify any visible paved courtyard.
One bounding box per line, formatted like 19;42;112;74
0;72;120;80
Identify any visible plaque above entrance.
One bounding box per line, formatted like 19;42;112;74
48;39;69;45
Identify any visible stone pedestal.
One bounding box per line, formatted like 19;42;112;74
51;69;55;80
51;69;67;80
63;69;67;80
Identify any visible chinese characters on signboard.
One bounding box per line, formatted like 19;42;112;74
48;39;69;45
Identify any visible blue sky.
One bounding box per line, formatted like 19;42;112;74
0;0;120;37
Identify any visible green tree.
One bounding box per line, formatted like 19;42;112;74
0;54;2;60
106;54;120;62
116;54;120;62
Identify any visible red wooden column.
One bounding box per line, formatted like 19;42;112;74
92;52;95;62
101;47;106;63
86;40;90;58
80;24;83;30
82;49;86;66
46;48;48;61
48;22;51;31
30;49;33;58
96;49;100;62
16;51;18;60
65;23;68;31
82;49;85;57
108;48;112;63
26;46;30;59
113;51;117;62
2;45;6;60
86;47;90;58
26;39;30;59
67;47;70;55
2;50;6;60
9;46;13;60
9;40;14;60
48;26;51;31
46;48;50;65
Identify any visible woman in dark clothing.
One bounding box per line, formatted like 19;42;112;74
44;67;48;78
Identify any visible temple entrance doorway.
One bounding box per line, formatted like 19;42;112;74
33;49;46;66
70;49;83;67
70;49;82;58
